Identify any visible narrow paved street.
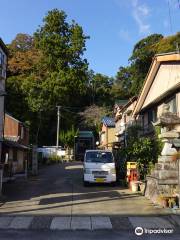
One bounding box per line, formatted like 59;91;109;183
0;162;180;239
1;162;170;216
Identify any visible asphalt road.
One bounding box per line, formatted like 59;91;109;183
0;162;172;216
0;162;180;239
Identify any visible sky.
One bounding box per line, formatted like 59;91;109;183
0;0;180;77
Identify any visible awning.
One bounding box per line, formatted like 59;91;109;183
2;140;30;150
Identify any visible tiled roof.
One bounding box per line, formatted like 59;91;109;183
102;117;115;127
115;100;128;106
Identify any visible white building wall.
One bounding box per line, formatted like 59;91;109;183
143;63;180;109
177;92;180;117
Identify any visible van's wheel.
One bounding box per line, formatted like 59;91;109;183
83;181;89;187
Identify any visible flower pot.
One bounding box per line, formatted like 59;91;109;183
131;181;139;192
162;198;169;208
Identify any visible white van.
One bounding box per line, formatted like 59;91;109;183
83;150;116;186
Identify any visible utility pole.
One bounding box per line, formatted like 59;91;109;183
176;42;180;54
56;106;61;149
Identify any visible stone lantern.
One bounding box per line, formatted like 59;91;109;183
145;104;180;207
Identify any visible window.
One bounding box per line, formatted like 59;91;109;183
148;110;153;124
165;96;177;114
147;107;157;124
152;107;157;122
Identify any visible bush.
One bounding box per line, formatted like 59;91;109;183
46;154;64;164
124;125;163;179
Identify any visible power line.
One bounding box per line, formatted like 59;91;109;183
178;0;180;9
167;0;173;34
61;107;79;114
61;106;85;110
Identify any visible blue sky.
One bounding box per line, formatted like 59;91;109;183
0;0;179;77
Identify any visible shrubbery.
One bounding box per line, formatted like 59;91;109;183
124;125;163;179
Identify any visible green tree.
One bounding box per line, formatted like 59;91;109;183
6;9;90;145
113;33;180;97
111;66;132;99
129;34;163;94
155;32;180;53
7;33;40;76
59;126;79;148
27;8;89;112
87;71;114;106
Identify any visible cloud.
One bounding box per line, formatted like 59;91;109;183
131;0;151;35
118;29;131;42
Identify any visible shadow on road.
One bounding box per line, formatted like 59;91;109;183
0;162;170;216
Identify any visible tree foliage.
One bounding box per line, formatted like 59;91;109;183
79;105;111;132
6;8;180;147
111;66;132;99
112;32;180;98
6;9;89;145
7;33;40;76
87;71;113;106
124;125;163;179
59;126;79;148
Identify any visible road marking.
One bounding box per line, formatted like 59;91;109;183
91;217;112;230
50;217;71;230
9;216;33;229
129;217;174;229
0;217;13;229
71;217;91;230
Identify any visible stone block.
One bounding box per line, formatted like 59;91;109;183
159;170;178;180
50;217;71;230
71;217;91;230
9;217;33;229
91;217;112;230
163;162;177;170
158;179;179;185
153;170;160;178
156;163;163;170
158;156;173;162
159;131;179;139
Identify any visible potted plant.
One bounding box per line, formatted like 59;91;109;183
168;197;176;208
